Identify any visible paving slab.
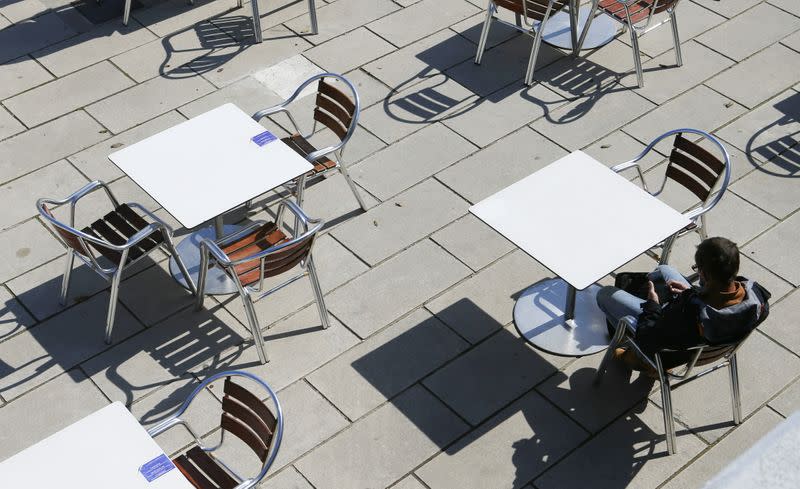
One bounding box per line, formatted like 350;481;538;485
86;71;214;133
744;210;800;285
425;250;550;344
5;61;133;128
0;55;54;102
119;259;194;327
133;0;240;38
663;407;785;489
32;21;156;77
770;0;800;16
295;384;470;489
326;239;470;338
350;123;475;200
262;467;314;489
650;331;800;443
759;287;800;356
707;43;800;109
367;0;478;48
0;219;66;284
769;377;800;417
279;172;377;229
0;285;35;341
732;159;800;219
697;3;799;61
537;354;656;434
331;178;469;265
0;12;78;64
391;476;427;489
437;126;567;204
304;27;395;74
0;0;49;23
0;291;143;401
362;28;475;90
424;325;569;425
81;302;246;404
443;81;566;148
534;402;707;489
624;84;746;145
629;1;726;58
416;389;587;489
284;0;400;42
531;84;655;150
0;370;109;461
582;129;665;172
449;9;520;49
693;0;762;18
0;159;87;231
431;213;515;272
782;29;800;52
0;105;24;141
0;110;108;184
307;308;469;420
67;110;186;182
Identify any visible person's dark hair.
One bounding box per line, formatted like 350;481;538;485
695;237;740;284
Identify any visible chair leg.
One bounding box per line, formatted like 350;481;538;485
525;27;545;86
474;2;494;65
195;245;210;311
244;295;269;364
658;232;678;266
729;354;742;425
307;258;331;329
294;174;308;235
628;26;644;88
576;0;600;51
165;235;197;295
59;251;76;306
656;354;677;455
122;0;132;25
569;1;579;56
250;0;263;43
698;215;708;240
338;164;368;212
105;268;124;345
669;10;683;67
595;322;627;385
308;0;318;35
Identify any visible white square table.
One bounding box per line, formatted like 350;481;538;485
470;150;691;356
109;103;313;294
0;402;194;488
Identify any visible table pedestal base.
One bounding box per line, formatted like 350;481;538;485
169;224;243;295
540;9;618;50
513;278;610;356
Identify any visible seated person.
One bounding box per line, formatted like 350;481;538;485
596;237;770;371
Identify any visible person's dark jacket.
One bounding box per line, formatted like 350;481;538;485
635;278;770;368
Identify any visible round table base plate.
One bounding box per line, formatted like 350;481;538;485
540;10;619;50
169;225;244;295
513;278;610;356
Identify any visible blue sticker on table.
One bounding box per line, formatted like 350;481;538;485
139;454;175;482
251;130;277;146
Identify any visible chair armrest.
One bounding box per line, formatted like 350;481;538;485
277;200;323;234
306;144;341;163
198;237;233;267
147;418;205;449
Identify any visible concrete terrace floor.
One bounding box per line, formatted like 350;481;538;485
1;0;799;487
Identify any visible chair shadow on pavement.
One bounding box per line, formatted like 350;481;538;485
349;297;666;489
745;91;800;177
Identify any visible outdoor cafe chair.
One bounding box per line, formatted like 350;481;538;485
474;0;571;86
122;0;318;44
147;370;283;489
578;0;682;87
610;128;731;265
250;73;367;217
194;200;329;364
595;315;747;454
37;181;195;344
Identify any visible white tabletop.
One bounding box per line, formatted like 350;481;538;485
470;151;691;290
0;402;193;488
109;103;314;229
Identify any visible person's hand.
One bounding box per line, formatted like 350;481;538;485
647;280;659;304
667;280;689;295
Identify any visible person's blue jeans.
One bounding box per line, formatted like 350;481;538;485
596;265;691;330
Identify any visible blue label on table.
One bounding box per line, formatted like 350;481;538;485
139;454;175;482
252;130;277;146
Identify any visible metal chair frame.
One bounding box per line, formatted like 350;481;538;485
195;200;329;364
475;0;577;86
122;0;318;44
147;370;284;489
251;73;367;218
610;128;731;265
596;315;744;454
578;0;682;87
37;181;196;344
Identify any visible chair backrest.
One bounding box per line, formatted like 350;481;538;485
39;204;93;256
495;0;568;22
665;132;728;204
314;78;357;142
220;377;279;462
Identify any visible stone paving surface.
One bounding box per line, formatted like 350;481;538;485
0;0;798;487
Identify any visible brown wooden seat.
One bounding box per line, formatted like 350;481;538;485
80;203;164;264
598;0;672;24
495;0;569;20
281;134;338;175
